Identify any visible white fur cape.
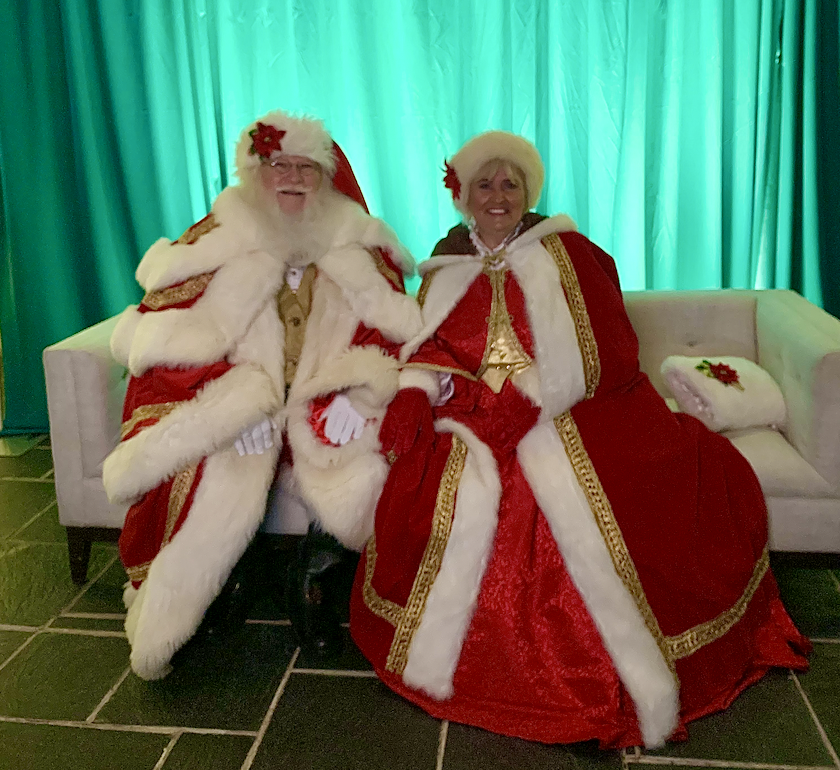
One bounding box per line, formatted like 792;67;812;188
103;185;422;680
394;216;679;747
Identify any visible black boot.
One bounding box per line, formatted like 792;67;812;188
286;523;346;658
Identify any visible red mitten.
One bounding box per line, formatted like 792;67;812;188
379;388;434;459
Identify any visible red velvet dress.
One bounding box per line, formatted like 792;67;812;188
350;218;809;749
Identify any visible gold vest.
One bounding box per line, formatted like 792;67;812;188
277;265;317;386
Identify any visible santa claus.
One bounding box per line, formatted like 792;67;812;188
103;110;422;680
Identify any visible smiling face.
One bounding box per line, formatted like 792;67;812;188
466;161;527;249
258;154;324;215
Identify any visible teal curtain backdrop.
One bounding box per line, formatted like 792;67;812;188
1;0;838;431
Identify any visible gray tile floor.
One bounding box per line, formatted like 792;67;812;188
1;437;839;769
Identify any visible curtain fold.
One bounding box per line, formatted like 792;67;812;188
1;0;837;431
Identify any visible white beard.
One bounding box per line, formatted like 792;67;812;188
241;184;348;267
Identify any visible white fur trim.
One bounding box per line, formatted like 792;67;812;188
103;363;280;504
127;250;284;376
235;110;336;182
401;420;501;698
398;368;441;403
505;239;587;418
287;346;400;550
110;306;141;367
125;447;276;680
449;132;545;215
318;246;422;344
517;421;679;748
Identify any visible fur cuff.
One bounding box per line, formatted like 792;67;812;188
103;363;280;504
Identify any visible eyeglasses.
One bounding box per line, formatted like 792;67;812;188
262;158;320;177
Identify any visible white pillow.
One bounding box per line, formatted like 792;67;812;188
660;355;786;433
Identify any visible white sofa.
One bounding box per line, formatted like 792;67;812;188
43;289;840;582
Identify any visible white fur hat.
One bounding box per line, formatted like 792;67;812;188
235;110;337;181
445;131;544;216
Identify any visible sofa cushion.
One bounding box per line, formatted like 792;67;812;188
723;427;835;498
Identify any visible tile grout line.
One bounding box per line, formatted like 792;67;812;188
828;571;840;594
790;670;840;769
151;730;183;770
625;756;835;769
0;715;258;737
62;612;126;620
436;720;449;770
86;666;132;723
810;638;840;645
240;647;301;770
292;669;377;677
245;619;290;626
4;499;57;540
39;468;54;480
42;627;126;639
0;477;56;483
0;624;39;633
0;632;40;674
59;551;121;615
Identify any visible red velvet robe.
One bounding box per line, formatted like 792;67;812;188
350;216;809;749
103;187;422;680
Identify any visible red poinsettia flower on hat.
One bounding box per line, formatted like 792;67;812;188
695;360;744;390
249;122;286;158
443;160;461;200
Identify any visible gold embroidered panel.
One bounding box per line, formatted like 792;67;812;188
554;411;676;675
541;234;601;398
161;464;200;548
401;362;479;382
369;248;402;289
361;436;468;675
141;272;214;311
125;560;152;583
665;547;770;660
175;213;220;245
416;268;442;308
120;402;182;439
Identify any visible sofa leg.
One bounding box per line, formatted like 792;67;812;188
67;527;93;585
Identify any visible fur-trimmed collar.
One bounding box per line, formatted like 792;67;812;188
420;213;577;275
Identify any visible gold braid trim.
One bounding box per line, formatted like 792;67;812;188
384;436;468;674
541;234;601;397
665;547;770;660
401;362;480;382
554;411;676;675
416;268;442;307
362;535;406;627
120;402;182;439
369;248;402;289
175;213;220;245
125;561;152;583
161;464;200;549
141;272;214;310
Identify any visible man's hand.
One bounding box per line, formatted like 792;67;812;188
320;394;366;446
234;418;275;456
379;388;434;460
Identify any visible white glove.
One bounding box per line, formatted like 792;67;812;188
320;394;366;446
234;418;275;456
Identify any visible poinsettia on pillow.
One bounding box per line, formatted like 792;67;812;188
660;355;786;433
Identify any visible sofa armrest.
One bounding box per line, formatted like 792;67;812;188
756;290;840;490
43;316;127;527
